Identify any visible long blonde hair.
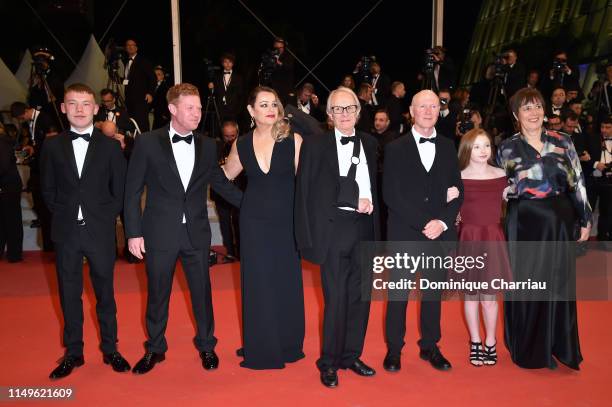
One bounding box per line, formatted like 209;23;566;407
248;86;290;142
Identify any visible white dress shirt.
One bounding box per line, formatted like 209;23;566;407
334;128;372;211
29;110;40;145
71;124;94;220
371;74;380;106
298;100;311;115
412;125;437;172
169;123;195;223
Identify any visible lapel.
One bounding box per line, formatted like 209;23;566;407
325;131;340;176
81;130;100;179
186;133;203;193
360;133;377;185
158;127;183;190
60;131;79;180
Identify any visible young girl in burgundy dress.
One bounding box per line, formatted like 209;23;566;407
451;128;511;366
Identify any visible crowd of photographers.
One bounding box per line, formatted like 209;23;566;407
1;38;612;262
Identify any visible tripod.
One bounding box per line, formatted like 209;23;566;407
106;61;126;108
483;75;506;131
28;65;64;130
201;88;222;138
421;68;437;92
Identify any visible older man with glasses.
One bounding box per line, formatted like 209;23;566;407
296;86;380;388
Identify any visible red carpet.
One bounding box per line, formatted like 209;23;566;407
0;250;610;406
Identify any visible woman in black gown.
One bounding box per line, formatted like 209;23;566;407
497;88;592;370
223;86;305;369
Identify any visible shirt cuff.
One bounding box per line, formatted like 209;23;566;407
594;161;600;169
438;220;448;231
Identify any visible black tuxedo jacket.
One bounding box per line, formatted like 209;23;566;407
124;126;242;250
124;55;156;104
0;134;22;195
29;110;56;171
505;62;527;98
295;130;380;264
40;128;127;246
212;71;244;119
383;132;463;241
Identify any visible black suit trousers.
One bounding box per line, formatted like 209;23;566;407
316;210;373;371
385;248;446;355
144;224;216;353
0;190;23;260
55;224;118;356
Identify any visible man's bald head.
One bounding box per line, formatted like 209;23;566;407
100;120;117;138
409;90;440;134
411;89;439;107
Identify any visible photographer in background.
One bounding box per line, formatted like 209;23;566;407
268;38;295;105
369;61;391;107
123;39;156;132
455;108;482;147
208;53;243;122
432;46;456;92
28;47;65;129
501;49;526;99
295;82;326;122
591;116;612;241
152;66;171;129
435;88;458;142
95;89;137;136
546;50;579;93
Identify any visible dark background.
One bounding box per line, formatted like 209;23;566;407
0;0;482;98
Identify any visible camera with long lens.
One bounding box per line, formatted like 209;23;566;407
104;40;126;73
459;107;475;134
31;47;54;75
354;55;376;84
203;58;222;84
423;48;438;73
552;58;567;73
258;48;280;85
493;53;510;79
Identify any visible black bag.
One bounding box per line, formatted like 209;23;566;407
336;135;361;209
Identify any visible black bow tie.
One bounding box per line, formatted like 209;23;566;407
172;133;193;144
419;137;436;144
224;71;232;74
70;131;91;142
340;136;356;145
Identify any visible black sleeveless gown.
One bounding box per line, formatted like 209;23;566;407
236;131;305;369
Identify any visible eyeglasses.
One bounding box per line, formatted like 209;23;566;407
519;104;543;112
330;105;358;114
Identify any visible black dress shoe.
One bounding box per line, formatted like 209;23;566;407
320;368;338;388
49;355;84;379
347;359;376;376
103;351;131;372
383;353;401;372
132;352;165;374
419;347;452;371
200;351;219;370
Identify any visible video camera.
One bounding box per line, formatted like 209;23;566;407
493;53;510;80
203;58;222;83
459;107;475;135
354;55;376;84
31;47;54;75
423;48;439;74
552;58;568;73
104;39;126;73
257;48;281;86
